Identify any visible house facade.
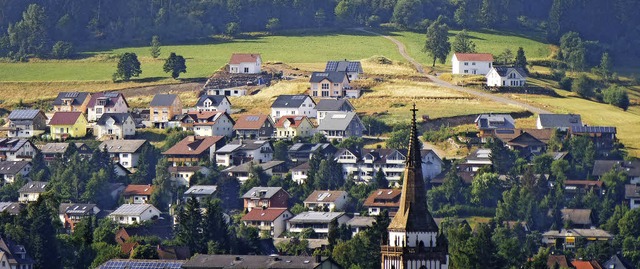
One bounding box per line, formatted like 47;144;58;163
123;184;154;204
325;60;364;80
241;187;290;212
48;112;87;140
274;116;315;139
303;190;349;211
364;189;401;217
310;72;351;98
109;204;161;225
196;95;232;113
180;111;234;137
241;208;292;238
99;140;148;169
270;95;316;120
163;135;225;166
0;161;31;184
570;126;617;153
6;109;47;138
58;203;100;232
52;92;91;113
183;185;217;203
317;111;365;141
18;181;47;203
150;94;182;128
40;142;92;165
0;236;35;269
87;92;129;122
224;161;287;184
94;113;136;140
475;113;516;140
486;67;527;87
451;53;494;75
0;139;37;162
169;166;210;187
287;212;350;238
316;99;355;124
291;162;309;184
229;53;262;74
215;140;273;167
233;114;275;139
288;143;337;163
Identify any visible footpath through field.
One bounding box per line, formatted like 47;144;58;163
354;28;551;115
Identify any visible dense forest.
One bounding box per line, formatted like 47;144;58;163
0;0;639;65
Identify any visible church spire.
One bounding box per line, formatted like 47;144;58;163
388;104;438;232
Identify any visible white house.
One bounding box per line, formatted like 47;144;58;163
241;208;292;238
215;140;273;167
94;113;136;140
421;149;444;180
486;67;527;87
270;95;316;120
108;204;161;225
325;60;364;80
229;53;262;74
6;109;47;138
196;95;232;113
0;138;37;162
18;181;47;203
451;53;494;75
0;161;31;184
122;184;153;204
291;162;309;184
303;190;349;211
98;140;147;170
287;212;350;238
87;92;129;122
169;166;210;187
180;111;234;137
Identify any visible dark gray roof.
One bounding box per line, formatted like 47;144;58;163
625;184;640;199
315;99;354;111
317;112;362;131
593;160;640;177
216;140;271;153
96;113;133;125
98;259;184;269
0;161;30;175
241;187;285;199
8;109;43;120
603;254;634;269
325;60;363;73
150;94;178;107
59;203;98;215
0;139;32;153
0;202;23;215
52;92;90;106
347;216;376;228
196;95;227;107
309;72;348;83
538;114;582;129
0;236;35;266
18;181;48;193
475;114;515;130
270;95;314;108
571;126;617;134
183;254;337;269
99;140;147;153
493;66;528;78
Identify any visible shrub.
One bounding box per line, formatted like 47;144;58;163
559;77;572;91
51;41;73;59
225;22;239;36
603;85;630;111
572;74;594;98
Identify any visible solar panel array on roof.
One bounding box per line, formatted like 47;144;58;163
8;109;40;120
64;92;79;98
98;260;184;269
104;92;120;98
294;116;303;120
292;96;306;100
348;62;359;71
572;126;616;133
496;129;515;134
246;116;260;121
326;61;338;71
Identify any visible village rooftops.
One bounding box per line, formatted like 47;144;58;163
347;216;376;228
59;203;98;215
475;114;515;130
99;139;146;153
571;260;602;269
592;159;640;177
39;142;87;154
183;254;334;269
538;114;582;129
547;255;570;269
49;112;83;125
87;92;127;107
110;203;159;216
229;53;261;64
196;95;228;107
96;113;132;125
453;53;494;62
18;181;47;193
325;60;363;73
97;259;184;269
8;109;44;120
270;95;314;108
233;114;271;130
492;66;528;78
364;189;402;207
315;99;354;111
559;209;593;226
291;162;310;171
0;236;35;266
224;161;285;173
241;187;285;199
184;185;217;196
542;228;612;239
53;92;90;106
304;190;348;203
150;94;178;107
274;116;309;128
625;184;640;199
0;138;30;152
162;136;224;156
317;112;360;131
289;212;346;224
309;72;348;83
0;202;22;215
241;208;289;222
0;161;30;175
215;140;269;153
123;184;154;196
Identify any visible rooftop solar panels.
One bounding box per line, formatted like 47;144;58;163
104;92;120;98
571;126;617;134
64;92;79;98
291;95;306;100
325;61;338;71
246;116;260;121
8;109;40;120
98;259;184;269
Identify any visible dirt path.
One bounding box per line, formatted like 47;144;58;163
355;28;551;115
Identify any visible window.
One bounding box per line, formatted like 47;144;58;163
321;83;330;90
333;83;339;86
472;62;476;65
244;67;249;73
131;217;137;222
322;91;329;97
464;70;468;74
464;62;468;66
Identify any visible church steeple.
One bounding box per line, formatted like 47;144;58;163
388;104;438;232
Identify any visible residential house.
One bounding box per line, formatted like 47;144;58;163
317;112;365;142
334;148;361;181
363;189;402;217
18;181;47;203
109;203;161;225
625;184;640;209
6;109;47;138
215;140;273;167
564;180;604;198
52;92;91;113
233;114;275;139
224;161;287;184
309;72;351;98
316;99;355;124
0;161;31;184
206;88;248;97
422;149;444;180
603;254;634;269
542;229;612;250
169;166;210;187
287;212;350;238
0;139;36;162
571;260;603;269
570;126;617;153
475;113;516;140
115;217;174;244
288;143;337;163
241;208;293;238
195;95;232;113
99;139;148;170
180;111;234;137
451;53;494;75
486;67;527;87
40;142;92;165
0;236;35;269
94;113;136;140
274;116;315;139
241;187;290;212
163;135;225;166
494;129;552;157
593;160;640;183
87;92;129;122
48;112;87;140
325;60;364;80
123;184;154;204
537;114;582;131
228;53;262;74
149;94;182;128
460;148;493;172
0;202;23;215
347;216;375;237
547;255;570;269
303;190;349;211
291;162;310;184
556;209;594;228
182;254;342;269
183;185;217;203
270;95;316;120
58;203;100;232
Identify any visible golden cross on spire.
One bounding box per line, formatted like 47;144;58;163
411;103;418;121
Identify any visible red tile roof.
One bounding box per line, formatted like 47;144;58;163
121;242;139;255
572;260;602;269
123;185;154;196
162;136;224;156
304;190;348;203
274;116;309;128
241;208;288;222
229;53;261;64
234;114;270;130
49;112;83;125
454;53;494;62
184;111;228;126
363;189;402;207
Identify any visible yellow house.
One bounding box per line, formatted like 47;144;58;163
49;112;87;140
274;115;315;139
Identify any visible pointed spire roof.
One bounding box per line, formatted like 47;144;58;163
388;104;439;232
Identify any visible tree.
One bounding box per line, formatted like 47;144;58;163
176;197;205;253
423;17;451;67
592;52;612;80
131;244;159;259
619;208;640;238
113;52;142;81
273;140;289;161
452;30;476;53
266;18;280;32
7;4;50;58
203;199;229;253
150;35;161;58
163;52;187;79
560;32;586;71
603;85;630;111
28;196;61;269
496;49;514;65
514;47;528;71
392;0;424;28
386;127;411;150
225;22;239;36
51;41;73;59
328;218;339;251
150;158;172;211
480;0;499;27
374;168;388;188
471;172;502;207
572;74;594;98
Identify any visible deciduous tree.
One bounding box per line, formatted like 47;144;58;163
423;16;451;67
113;52;142;81
163;52;187;79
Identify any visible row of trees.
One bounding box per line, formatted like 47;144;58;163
113;50;186;81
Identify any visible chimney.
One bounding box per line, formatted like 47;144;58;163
188;136;195;142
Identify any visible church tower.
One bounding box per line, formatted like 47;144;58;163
381;105;449;269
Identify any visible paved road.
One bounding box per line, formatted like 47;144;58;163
355;28;551;114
